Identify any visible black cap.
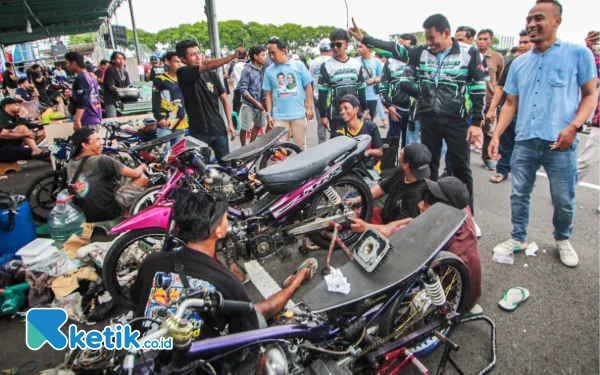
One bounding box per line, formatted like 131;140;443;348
340;94;360;108
150;56;159;63
425;177;470;209
70;128;96;157
403;143;432;180
0;97;22;108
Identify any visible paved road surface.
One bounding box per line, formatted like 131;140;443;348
0;119;598;374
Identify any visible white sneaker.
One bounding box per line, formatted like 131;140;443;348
474;221;482;238
493;238;528;255
556;240;579;267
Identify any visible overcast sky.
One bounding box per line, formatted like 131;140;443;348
114;0;598;47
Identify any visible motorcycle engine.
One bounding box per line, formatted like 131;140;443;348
204;168;249;204
225;221;281;259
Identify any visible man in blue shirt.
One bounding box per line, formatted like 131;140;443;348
356;42;383;123
489;0;598;267
263;37;314;151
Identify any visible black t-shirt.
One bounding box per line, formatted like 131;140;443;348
498;57;515;108
103;66;131;105
66;155;125;222
2;70;18;89
130;246;259;340
336;120;383;149
31;71;46;91
177;66;227;137
378;168;426;224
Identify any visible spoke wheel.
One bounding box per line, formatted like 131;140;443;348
103;228;186;310
377;251;471;356
302;173;373;249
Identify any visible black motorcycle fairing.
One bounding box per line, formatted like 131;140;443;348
257;136;358;195
303;203;467;313
221;126;288;164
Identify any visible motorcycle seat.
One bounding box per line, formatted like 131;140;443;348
222;126;287;164
257;136;357;195
303;204;467;313
126;130;186;152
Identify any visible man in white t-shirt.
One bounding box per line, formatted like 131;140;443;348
230;54;248;124
309;39;333;143
53;65;68;83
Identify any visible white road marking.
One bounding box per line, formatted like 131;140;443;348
536;172;600;191
244;260;296;309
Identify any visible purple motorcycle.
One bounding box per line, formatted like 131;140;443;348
119;204;496;375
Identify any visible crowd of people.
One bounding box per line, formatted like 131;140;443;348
0;0;598;351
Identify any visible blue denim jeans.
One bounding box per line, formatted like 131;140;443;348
387;109;410;148
105;104;117;119
407;120;421;145
198;135;230;165
156;127;186;150
510;137;579;242
496;118;517;178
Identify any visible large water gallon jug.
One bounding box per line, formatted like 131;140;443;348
47;191;86;249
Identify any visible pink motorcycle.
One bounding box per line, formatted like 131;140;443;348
103;133;375;310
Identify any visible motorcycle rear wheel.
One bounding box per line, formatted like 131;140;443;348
25;169;67;222
302;173;373;249
103;228;186;311
130;185;163;216
377;251;471;356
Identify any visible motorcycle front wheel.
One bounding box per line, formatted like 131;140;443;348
129;185;163;216
377;251;471;357
103;228;186;311
302;173;373;249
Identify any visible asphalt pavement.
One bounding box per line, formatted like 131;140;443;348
0;118;598;374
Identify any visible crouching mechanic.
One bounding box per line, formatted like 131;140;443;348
348;143;432;237
130;191;317;342
67;128;148;222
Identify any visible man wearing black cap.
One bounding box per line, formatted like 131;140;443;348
67;128;148;222
337;94;383;158
349;143;431;237
64;52;102;131
418;177;481;314
131;191;316;346
0;97;49;162
147;55;165;82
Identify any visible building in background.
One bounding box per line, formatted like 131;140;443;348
497;35;515;50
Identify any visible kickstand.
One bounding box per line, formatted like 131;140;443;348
436;315;497;375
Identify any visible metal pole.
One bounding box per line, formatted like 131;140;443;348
128;0;142;67
108;18;116;50
343;0;348;32
206;0;221;59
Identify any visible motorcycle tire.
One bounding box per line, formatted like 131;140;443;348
258;142;303;170
130;185;163;216
302;173;373;249
25;169;68;222
103;228;186;311
377;251;472;357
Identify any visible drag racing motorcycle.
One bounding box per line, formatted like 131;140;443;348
102;204;496;375
103;133;376;310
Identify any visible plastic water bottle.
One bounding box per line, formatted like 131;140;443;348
48;191;86;249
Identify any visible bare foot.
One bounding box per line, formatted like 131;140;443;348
284;260;314;288
229;263;247;283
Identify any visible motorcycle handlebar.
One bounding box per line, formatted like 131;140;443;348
220;300;255;315
191;156;206;173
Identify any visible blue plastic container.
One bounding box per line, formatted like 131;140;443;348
0;201;37;260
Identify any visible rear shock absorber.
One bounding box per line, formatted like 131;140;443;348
323;186;342;205
139;150;154;163
422;269;447;311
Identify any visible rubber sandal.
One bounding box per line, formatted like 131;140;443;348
490;173;507;183
498;287;530;312
283;258;318;288
229;261;251;284
32;150;51;160
463;303;483;319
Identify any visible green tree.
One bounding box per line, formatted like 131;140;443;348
69;33;95;45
